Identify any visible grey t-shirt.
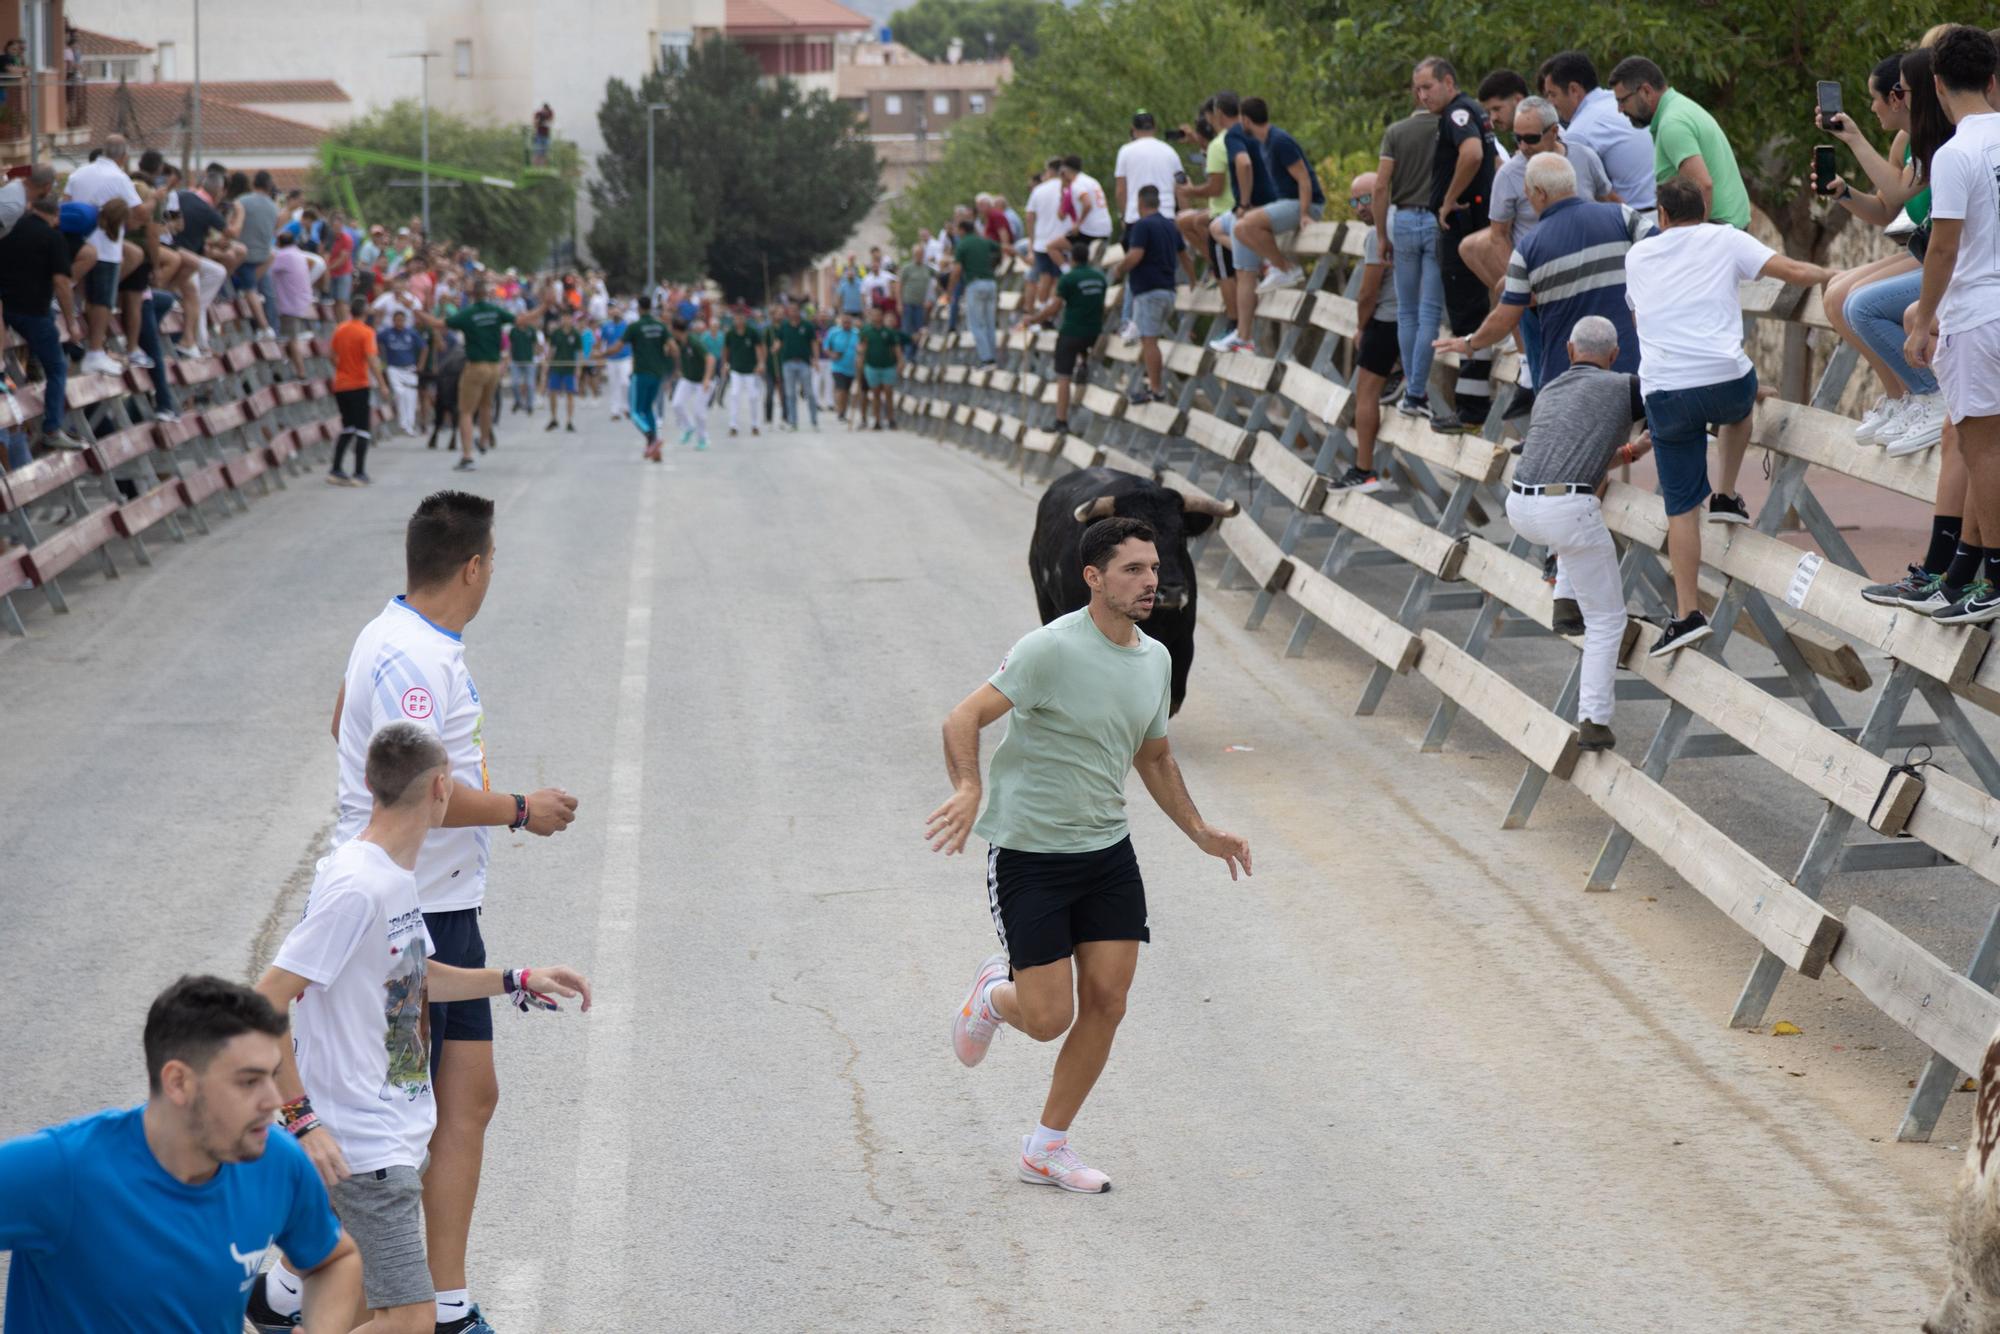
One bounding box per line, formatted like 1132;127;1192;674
238;191;279;263
1514;363;1645;488
1361;227;1397;324
1489;140;1613;250
1378;111;1439;212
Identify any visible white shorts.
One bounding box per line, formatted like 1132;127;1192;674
1937;319;2000;423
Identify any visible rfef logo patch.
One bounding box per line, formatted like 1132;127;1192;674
400;687;435;721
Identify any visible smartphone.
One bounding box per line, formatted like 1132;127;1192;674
1817;80;1843;129
1814;144;1839;195
1165;126;1188;143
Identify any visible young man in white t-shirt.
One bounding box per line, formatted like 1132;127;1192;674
248;722;590;1334
1907;26;2000;624
1113;112;1185;340
327;491;579;1331
1023;159;1068;309
1622;177;1829;655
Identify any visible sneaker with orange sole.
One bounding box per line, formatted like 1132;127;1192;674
952;952;1008;1067
1018;1135;1111;1193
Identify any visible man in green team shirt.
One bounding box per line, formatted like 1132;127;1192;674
723;308;766;438
541;310;584;435
602;294;676;460
858;305;907;430
671;317;716;450
416;278;536;472
1018;253;1108;435
947;218;1001;367
776;305;820;431
506;322;540;415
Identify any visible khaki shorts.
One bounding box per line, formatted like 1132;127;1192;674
460;360;504;419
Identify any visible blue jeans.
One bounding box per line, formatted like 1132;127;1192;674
2;428;28;470
964;279;998;363
1390;208;1444;405
1521;307;1544;388
1845;268;1937;396
139;290;177;414
782;360;817;427
1644;368;1759;516
901;302;927;359
630;373;663;438
509;362;536;410
6;311;65;435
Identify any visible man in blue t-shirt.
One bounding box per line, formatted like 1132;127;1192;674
1222;97;1325;347
599;305;633;422
378;309;428;437
0;975;360;1331
823;309;862;424
1112;185;1184;403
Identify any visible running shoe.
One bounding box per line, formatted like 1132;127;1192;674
1120;321;1139;344
1255;265;1304;293
1551;597;1585;636
155;408;181;423
1853;395;1905;445
1501;386;1536;422
1576;721;1616;752
1903;572;1956;615
42;429;86;451
1885;393;1945;457
695;439;709;452
1018;1135;1111;1194
1128;386;1158;405
127;349;155;370
1329;465;1381;494
1217;335;1256;354
1428;406;1469;434
545;420;559;432
1860;564;1934;607
436;1305;498;1334
1396;396;1428;418
80;349;122;376
453;458;477;472
1051;419;1071;435
352;471;372;486
325;468;354;487
242;1271;301;1330
681;428;693;445
1377;374;1404;405
1706;492;1751;524
565;423;576;433
953;952;1009;1067
1648;609;1712;656
1206;327;1239;351
1934;579;2000;625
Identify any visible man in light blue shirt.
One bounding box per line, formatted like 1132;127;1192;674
1538;50;1657;212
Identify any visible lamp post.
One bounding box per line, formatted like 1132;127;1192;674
645;101;668;291
391;50;442;237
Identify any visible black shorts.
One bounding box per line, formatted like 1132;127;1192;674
832;371;854;392
1207;233;1236;280
1357;319;1400;378
1052;333;1094;380
82;258;118;309
335;387;372;433
987;837;1149;971
424;907;492;1075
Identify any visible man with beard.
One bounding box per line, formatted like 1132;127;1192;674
926;517;1252;1195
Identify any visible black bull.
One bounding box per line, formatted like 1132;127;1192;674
1028;467;1238;716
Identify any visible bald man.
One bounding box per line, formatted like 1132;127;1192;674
1330;172;1399;494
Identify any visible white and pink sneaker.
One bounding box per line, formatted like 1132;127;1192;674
1018;1135;1111;1194
952;952;1009;1067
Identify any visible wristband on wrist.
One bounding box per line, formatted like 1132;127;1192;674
509;793;528;831
280;1095;319;1137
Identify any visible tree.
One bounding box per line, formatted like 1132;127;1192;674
313;101;577;272
1247;0;1938;261
589;39;881;299
890;0;1328;245
887;0;1046;63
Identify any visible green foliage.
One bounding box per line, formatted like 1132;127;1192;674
312;101;577;272
889;0;1329;245
1250;0;1939;254
588;38;880;299
1313;149;1378;225
887;0;1046;63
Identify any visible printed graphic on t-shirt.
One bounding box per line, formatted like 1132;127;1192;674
381;905;430;1102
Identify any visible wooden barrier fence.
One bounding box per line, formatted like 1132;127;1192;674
896;222;2000;1144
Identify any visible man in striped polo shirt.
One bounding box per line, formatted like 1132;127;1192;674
1433;152;1649;392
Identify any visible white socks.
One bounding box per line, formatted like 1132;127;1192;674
264;1263;303;1317
1028;1123;1067;1154
977;976;1007;1024
437;1288;474;1324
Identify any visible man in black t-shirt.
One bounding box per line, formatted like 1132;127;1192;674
0;195;82;451
165;186;229;353
1415;55;1499;433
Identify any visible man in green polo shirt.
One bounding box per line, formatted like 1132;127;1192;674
776;306;820;431
671;318;715;450
603;294;675;460
417;278;531;471
857;305;907;430
948;218;1002;366
1608;56;1750;228
505;322;540;415
1018;254;1107;434
722;308;766;437
543;310;584;434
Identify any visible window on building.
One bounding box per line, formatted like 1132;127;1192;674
809;39;831;72
969;92;986;114
658;30;693;68
884;93;902;115
156;41;176;81
454;41;473;78
932;93;951;115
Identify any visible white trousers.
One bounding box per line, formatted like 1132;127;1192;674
387;366;419;435
190;255;228;350
671;378;708;441
726;369;761;431
813;360;832;407
606;358;632;417
1505;490;1626;725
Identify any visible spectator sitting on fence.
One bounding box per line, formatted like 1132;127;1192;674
1171;101;1224;283
1049;155;1112;272
265;232;326;382
1476;69;1530;156
164;175;229;353
1609;55;1751;229
1016;240;1106;436
1816;49;1947;457
1024;156;1068;309
1504;313;1648;754
1196;93;1250;344
1111;184;1182;405
64;134;143;376
1331;171;1398;495
1622;177;1832;655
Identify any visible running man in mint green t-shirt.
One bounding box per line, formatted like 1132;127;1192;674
926;516;1251;1195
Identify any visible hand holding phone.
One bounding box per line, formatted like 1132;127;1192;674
1813;145;1839;197
1816;80;1844;133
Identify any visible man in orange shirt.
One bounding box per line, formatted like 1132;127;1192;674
329;296;390;486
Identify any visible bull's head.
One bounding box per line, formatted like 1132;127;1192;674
1070;481;1237;613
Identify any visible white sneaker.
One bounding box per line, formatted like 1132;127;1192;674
951;952;1009;1067
1219;335;1257;354
127;349;155;370
1119;321;1138;344
1206;328;1238;351
80;350;122;376
1256;265;1304;293
1018;1135;1111;1193
1854;395;1900;444
1886;393;1945;456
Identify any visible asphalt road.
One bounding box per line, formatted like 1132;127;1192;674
0;399;1959;1331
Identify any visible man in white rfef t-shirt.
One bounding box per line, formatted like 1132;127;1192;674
327;490;578;1332
248;722;590;1334
1907;26;2000;625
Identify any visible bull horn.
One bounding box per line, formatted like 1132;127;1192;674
1072;494;1119;524
1157;471;1239;518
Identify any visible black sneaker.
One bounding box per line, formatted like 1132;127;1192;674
1330;465;1382;494
1904;572;1956;615
435;1303;498;1334
453;457;477;472
1052;419;1071;435
243;1271;302;1330
352;471;372;486
545;419;559;432
1860;564;1935;607
1129;386;1158;405
325;467;353;487
1429;406;1470;434
1933;579;2000;625
1551;597;1585;636
1648;609;1713;656
1502;387;1537;422
1377;374;1404;405
1707;492;1751;524
565;423;576;433
1397;396;1428;418
1576;720;1616;752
